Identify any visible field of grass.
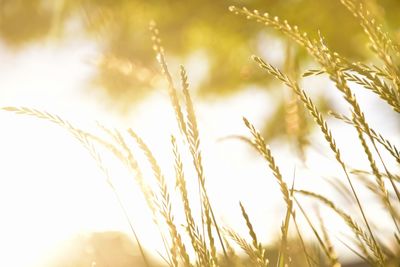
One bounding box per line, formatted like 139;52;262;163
2;0;400;266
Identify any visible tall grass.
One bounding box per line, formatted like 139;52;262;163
3;0;400;266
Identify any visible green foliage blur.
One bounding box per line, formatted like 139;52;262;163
1;0;399;145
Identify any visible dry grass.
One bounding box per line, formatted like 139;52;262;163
2;0;400;266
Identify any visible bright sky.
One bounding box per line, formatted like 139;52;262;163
0;36;278;266
0;28;398;267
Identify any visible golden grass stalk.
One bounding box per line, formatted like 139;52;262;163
250;57;343;165
230;3;396;253
294;198;341;267
331;73;400;217
239;202;268;266
0;108;128;192
316;33;400;234
291;210;315;267
150;23;207;253
278;182;295;267
330;110;400;201
180;65;225;265
316;209;340;266
225;228;267;267
171;135;211;266
111;129;183;267
352;117;400;232
249;56;385;264
296;190;381;265
230;7;398;212
242;117;291;267
150;21;227;263
303;57;400;113
233;9;397;226
329;111;400;165
228;6;321;64
243;117;291;207
351;169;400;184
323;60;400;201
223;237;242;267
342;69;400;113
128;130;191;267
239;202;258;252
149;21;187;136
179;65;215;261
329;111;400;205
339;0;400;94
113;130;159;215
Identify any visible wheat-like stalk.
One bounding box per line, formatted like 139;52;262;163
294;198;340;267
239;202;268;266
339;0;400;94
0;107;129;185
230;7;397;211
249;56;386;265
151;21;227;263
351;169;400;183
114;130;183;267
316;30;400;222
171;135;211;266
303;56;400;114
128;130;191;267
4;3;399;266
149;21;187;136
243;117;291;207
222;237;242;267
251;57;345;166
228;6;323;64
296;190;381;265
316;210;340;267
238;0;399;246
330;110;400;207
329;111;400;165
342;70;400;113
180;65;227;266
291;210;315;267
225;228;267;267
352;117;400;232
242;117;292;267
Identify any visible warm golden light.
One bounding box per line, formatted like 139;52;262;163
1;1;399;266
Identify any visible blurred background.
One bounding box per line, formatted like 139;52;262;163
0;0;399;266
